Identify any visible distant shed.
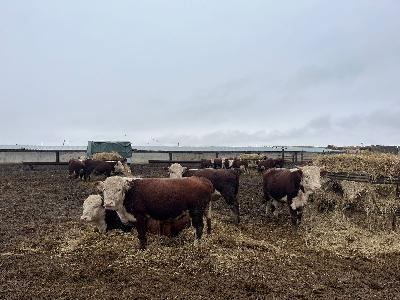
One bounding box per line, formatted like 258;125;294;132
86;141;132;159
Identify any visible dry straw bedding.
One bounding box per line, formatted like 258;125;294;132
92;151;125;162
314;152;400;179
304;152;400;258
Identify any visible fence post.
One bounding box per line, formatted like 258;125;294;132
56;151;60;163
169;152;172;161
281;148;285;162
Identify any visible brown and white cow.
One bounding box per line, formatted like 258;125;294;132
80;195;191;236
83;159;124;180
100;176;213;249
263;166;323;231
68;159;85;179
168;163;240;224
257;158;284;172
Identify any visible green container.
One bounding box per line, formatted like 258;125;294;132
86;141;132;159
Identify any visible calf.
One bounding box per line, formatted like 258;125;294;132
80;195;191;236
257;158;284;172
100;176;213;249
81;195;133;233
169;163;240;224
83;159;124;180
263;166;322;231
68;159;85;179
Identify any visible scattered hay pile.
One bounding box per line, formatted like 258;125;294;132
303;211;400;258
314;152;400;179
302;153;400;257
312;152;400;216
93;151;125;162
239;153;266;160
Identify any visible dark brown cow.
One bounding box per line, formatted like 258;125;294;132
257;158;284;172
102;176;213;249
213;158;223;169
232;158;248;171
223;158;231;169
68;159;85;179
263;166;322;231
200;159;213;168
83;159;120;180
182;168;240;223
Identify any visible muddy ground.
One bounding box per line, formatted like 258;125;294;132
0;164;399;299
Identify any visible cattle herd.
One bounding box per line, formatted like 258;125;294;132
73;156;324;250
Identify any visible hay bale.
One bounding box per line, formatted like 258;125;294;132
238;153;266;161
92;151;124;162
310;178;399;223
314;152;400;179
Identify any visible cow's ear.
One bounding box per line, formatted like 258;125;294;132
123;179;134;192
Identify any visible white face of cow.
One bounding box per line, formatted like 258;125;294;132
168;163;186;179
300;166;322;192
101;176;132;210
81;195;105;222
228;160;234;168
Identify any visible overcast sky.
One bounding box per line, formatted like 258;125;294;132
1;1;399;146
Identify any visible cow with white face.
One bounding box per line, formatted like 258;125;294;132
263;165;324;231
98;176;138;224
80;194;135;233
168;163;187;179
80;195;107;233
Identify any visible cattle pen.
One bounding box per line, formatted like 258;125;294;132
0;145;338;165
1;150;400;299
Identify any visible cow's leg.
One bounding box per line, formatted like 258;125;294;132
136;216;148;250
221;188;240;224
190;210;204;242
287;198;299;232
204;202;212;234
296;207;303;226
272;199;279;217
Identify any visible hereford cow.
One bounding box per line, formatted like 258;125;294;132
263;166;323;231
223;158;231;169
83;159;124;180
232;158;248;172
213;158;223;169
100;176;213;249
168;163;240;224
200;159;213;168
68;159;85;179
257;158;284;172
80;195;191;236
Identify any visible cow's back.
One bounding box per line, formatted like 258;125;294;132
184;169;238;195
124;177;212;220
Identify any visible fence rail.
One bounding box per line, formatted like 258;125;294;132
326;172;400;185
